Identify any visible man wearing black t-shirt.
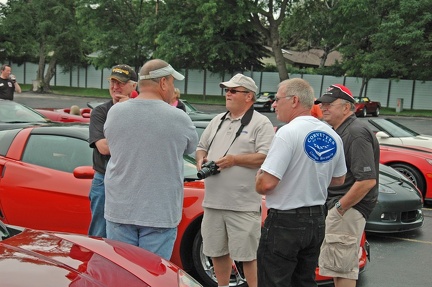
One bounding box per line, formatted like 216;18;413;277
88;64;137;237
0;64;22;100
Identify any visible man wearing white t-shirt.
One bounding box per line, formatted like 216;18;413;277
255;78;347;287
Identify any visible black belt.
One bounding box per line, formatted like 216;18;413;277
268;205;325;215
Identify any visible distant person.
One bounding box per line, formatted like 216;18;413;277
0;64;22;100
104;59;198;260
70;105;81;116
170;87;186;112
88;64;137;237
196;73;275;287
316;84;379;287
255;78;346;287
310;98;323;119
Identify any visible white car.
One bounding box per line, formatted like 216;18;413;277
369;118;432;149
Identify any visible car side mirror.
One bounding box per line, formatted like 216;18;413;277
375;131;390;139
73;166;95;179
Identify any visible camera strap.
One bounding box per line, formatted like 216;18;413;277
206;106;254;156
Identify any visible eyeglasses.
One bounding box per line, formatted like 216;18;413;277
108;80;129;87
274;95;294;102
224;88;250;94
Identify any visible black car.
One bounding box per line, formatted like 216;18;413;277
253;92;276;112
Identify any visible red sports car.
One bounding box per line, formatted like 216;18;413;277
354;96;381;117
0;221;203;286
0;123;369;286
36;107;91;123
380;144;432;203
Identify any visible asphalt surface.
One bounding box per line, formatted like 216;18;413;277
14;91;432;287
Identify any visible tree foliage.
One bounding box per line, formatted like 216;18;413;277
153;0;268;73
75;0;155;72
1;0;431;92
1;0;84;92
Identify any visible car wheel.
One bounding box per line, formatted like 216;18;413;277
390;163;426;198
362;108;367;117
372;107;380;117
192;229;248;287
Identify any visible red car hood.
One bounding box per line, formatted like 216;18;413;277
36;108;90;123
0;228;182;287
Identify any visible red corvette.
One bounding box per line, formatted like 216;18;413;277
354;96;381;117
0;123;369;286
380;144;432;202
36;107;91;123
0;221;203;286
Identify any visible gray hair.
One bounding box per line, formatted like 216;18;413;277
343;99;356;111
278;78;314;109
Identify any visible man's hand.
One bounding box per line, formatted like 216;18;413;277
9;74;16;83
215;154;236;170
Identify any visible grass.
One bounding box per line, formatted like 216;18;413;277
21;84;432;117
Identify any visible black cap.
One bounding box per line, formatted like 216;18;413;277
315;84;355;104
108;64;137;83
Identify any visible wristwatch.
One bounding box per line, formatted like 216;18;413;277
335;200;345;212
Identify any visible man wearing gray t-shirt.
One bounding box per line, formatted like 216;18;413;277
104;59;198;260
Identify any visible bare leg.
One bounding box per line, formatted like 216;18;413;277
334;277;356;287
212;254;232;286
242;259;257;287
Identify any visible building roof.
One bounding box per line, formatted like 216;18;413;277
263;47;342;68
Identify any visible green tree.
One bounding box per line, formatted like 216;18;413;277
0;0;84;92
250;0;294;81
76;0;155;72
339;0;432;95
153;0;267;73
280;0;346;68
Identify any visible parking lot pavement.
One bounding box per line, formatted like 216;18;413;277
355;206;432;287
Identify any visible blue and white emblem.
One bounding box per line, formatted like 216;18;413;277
304;131;337;163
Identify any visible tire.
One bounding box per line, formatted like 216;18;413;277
372;107;380;117
390;163;426;198
192;229;248;287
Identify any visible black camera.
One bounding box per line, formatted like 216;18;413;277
197;161;220;179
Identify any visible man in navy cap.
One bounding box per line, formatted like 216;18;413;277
316;84;379;287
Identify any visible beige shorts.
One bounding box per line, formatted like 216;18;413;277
319;207;366;280
201;207;261;261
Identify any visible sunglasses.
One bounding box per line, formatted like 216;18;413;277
224;88;250;94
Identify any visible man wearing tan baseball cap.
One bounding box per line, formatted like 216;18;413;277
196;73;274;287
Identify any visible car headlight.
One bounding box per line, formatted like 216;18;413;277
178;269;203;287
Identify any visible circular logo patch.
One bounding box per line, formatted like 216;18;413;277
304;131;337;163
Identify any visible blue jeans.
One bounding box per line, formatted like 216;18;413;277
106;220;177;260
88;172;106;237
257;208;325;287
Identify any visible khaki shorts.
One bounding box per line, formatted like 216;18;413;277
319;207;366;280
201;207;261;261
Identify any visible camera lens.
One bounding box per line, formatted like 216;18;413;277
197;167;211;179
